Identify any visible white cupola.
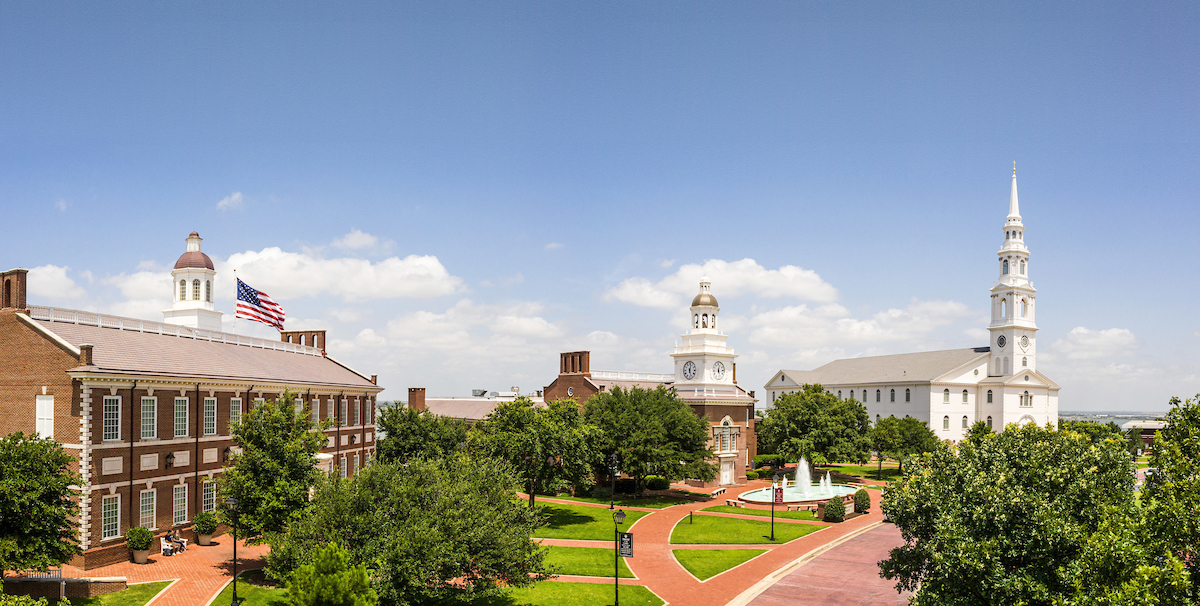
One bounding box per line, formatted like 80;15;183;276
162;231;223;332
989;167;1038;376
672;276;737;385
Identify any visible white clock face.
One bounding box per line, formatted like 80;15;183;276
682;361;697;380
712;361;726;380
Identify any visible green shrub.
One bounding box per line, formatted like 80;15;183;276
591;486;612;499
754;454;783;469
615;478;637;494
287;542;378;606
745;470;759;480
645;475;669;490
853;489;870;514
193;511;219;535
822;497;846;523
126;526;154;551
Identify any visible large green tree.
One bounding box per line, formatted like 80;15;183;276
469;397;601;507
758;384;870;468
1142;395;1200;597
266;455;549;606
287;542;378;606
880;423;1135;606
869;416;903;480
1058;419;1123;444
219;390;330;543
893;415;939;474
583;386;716;494
375;405;467;464
0;433;81;573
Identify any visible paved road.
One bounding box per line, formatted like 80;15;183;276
747;523;910;606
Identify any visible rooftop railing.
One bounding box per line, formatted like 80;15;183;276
27;305;324;357
590;370;674;382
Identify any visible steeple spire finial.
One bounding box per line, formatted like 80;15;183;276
1008;164;1021;221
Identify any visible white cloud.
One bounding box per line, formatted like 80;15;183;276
605;258;838;309
216;192;244;211
545;242;564;251
55;199;68;212
27;265;86;300
660;259;676;268
332;229;380;251
224;247;463;302
1050;327;1137;361
99;270;174;318
747;299;974;349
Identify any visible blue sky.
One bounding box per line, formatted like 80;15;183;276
3;2;1197;411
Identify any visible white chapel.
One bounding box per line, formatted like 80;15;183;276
763;170;1060;441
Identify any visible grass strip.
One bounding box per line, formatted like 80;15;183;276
701;505;818;521
534;503;651;541
68;580;173;606
210;569;287;606
671;512;823;544
545;546;633;578
673;549;766;581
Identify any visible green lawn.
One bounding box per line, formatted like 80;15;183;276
474;581;663;606
551;493;691;509
825;464;902;482
701;505;818;521
534;503;651;540
68;581;172;606
673;549;766;581
671;513;824;544
210;569;287;606
545;546;633;578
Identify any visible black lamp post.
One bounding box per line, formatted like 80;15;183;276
612;509;626;606
225;496;240;606
608;453;619;510
770;473;781;542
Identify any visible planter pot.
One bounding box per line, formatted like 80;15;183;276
198;534;212;546
132;549;150;564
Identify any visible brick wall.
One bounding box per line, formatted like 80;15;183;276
0;310;81;442
2;577;127;599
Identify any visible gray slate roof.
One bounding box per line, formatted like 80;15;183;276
781;347;990;386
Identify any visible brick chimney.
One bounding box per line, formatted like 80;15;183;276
370;374;377;385
79;344;94;366
281;330;326;352
2;268;29;310
560;351;591;376
408;388;426;412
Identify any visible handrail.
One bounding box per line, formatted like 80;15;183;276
26;305;323;357
590;370;674;382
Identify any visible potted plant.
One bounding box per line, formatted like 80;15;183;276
127;526;154;564
193;511;218;546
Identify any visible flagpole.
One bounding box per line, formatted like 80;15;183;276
232;269;237;334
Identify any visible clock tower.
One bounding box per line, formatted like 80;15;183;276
989;167;1038;377
672;276;737;386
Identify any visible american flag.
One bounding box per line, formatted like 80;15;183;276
236;278;286;331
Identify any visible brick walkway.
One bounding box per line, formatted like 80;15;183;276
746;523;910;606
60;536;268;606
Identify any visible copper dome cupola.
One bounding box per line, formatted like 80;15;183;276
691;276;719;308
174;231;215;270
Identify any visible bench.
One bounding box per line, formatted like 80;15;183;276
712;487;726;497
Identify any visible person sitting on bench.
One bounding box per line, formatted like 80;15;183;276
165;532;186;553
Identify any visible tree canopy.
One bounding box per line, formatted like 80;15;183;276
758;384;870;467
583;386;715;494
1058;419;1123;444
0;433;81;573
266;455;549;606
469;397;601;506
880;423;1135;606
1142;395;1200;598
287;542;378;606
375;404;467;465
219;390;330;543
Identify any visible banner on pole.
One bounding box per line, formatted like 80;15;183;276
618;532;633;557
773;487;784;505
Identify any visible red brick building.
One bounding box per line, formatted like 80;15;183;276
0;237;382;569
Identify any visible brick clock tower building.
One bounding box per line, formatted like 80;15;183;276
0;232;383;569
544;277;757;487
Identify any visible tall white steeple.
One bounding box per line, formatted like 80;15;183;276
163;231;224;332
989;166;1038;377
672;276;737;386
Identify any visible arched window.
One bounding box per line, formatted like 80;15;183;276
205;280;212;303
890;389;895;402
192;279;201;301
943;389;950;403
962;416;969;429
876;414;881;424
876;389;881;402
1004;358;1011;375
711;314;716;329
2;279;9;308
1022;357;1028;367
1020;299;1027;317
1006;231;1010;239
837;390;842;399
943;416;949;430
962;389;969;403
1001;299;1008;317
1020;260;1026;274
1023;391;1031;407
179;280;186;301
1003;260;1009;274
694;315;699;328
701;314;708;328
905;389;910;403
986;415;993;429
987;390;993;403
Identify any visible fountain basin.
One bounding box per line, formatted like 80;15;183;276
739;484;858;505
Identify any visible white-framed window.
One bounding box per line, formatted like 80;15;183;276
312;398;320;423
173;484;188;525
174;398;189;437
905;389;911;403
102;494;120;539
340;456;347;479
875;390;880;402
987;390;993;403
943;389;950;403
253;398;265;411
353;400;360;426
1003;260;1009;274
179;280;186;301
962;390;969;403
962;415;969;429
353;454;360;474
1022;357;1028;367
204;398;217;435
230;398;242;429
340;400;348;425
837;390;842;399
103;396;121;441
943;415;950;430
205;280;212;303
890;389;895;402
986;415;993;429
36;395;54;438
1021;391;1032;407
140;489;156;529
141;397;157;439
202;481;216;512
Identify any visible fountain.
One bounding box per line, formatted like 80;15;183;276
739;456;856;505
